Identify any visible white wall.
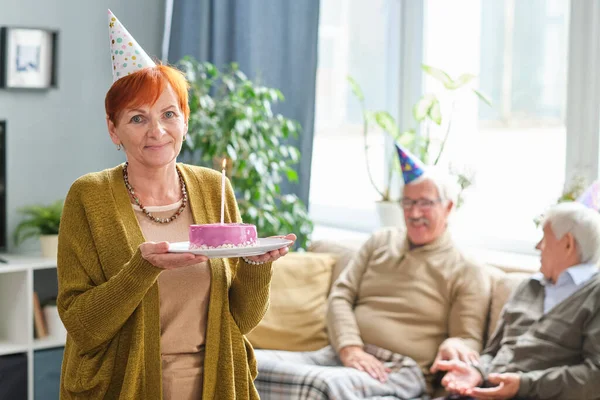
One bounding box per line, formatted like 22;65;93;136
0;0;165;252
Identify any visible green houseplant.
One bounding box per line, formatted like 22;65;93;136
349;65;491;212
178;57;313;250
13;199;63;258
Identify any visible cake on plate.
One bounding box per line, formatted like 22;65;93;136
189;223;258;250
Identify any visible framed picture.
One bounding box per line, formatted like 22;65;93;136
0;27;58;89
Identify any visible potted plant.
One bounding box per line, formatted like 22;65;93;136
349;64;491;227
13;200;63;259
177;57;314;250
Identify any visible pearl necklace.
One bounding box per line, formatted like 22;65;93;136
123;162;188;224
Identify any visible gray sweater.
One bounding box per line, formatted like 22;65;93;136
481;274;600;399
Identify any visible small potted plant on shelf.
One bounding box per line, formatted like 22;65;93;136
13;199;63;259
349;64;491;227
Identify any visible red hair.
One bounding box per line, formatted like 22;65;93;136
105;64;190;125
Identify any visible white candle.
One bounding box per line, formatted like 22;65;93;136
220;158;226;224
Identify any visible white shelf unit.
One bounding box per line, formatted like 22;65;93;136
0;254;65;400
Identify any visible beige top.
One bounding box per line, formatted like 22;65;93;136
327;228;491;377
133;200;211;400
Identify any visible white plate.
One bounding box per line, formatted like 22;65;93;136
168;237;293;258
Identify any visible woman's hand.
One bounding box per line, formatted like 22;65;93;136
244;233;297;264
140;241;208;269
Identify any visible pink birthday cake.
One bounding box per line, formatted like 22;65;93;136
189;223;258;250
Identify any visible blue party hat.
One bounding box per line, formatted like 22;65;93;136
396;144;426;184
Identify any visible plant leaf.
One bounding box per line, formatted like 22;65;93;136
13;199;63;246
422;65;452;87
413;94;436;122
226;144;237;161
472;89;493;107
446;73;476;90
373;111;399;136
428;98;442;125
285;167;299;182
347;76;364;101
398;129;416;148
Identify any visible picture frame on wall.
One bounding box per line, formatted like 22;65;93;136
0;27;58;89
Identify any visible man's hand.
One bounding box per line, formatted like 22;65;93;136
430;338;479;373
435;360;483;395
467;373;520;399
339;345;391;383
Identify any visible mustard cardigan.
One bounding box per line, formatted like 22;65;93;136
57;163;272;399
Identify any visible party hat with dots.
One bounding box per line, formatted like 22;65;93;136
396;144;426;184
577;180;600;211
108;9;156;82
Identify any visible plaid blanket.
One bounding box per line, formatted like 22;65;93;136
254;344;427;400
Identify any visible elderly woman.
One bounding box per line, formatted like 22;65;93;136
57;11;294;400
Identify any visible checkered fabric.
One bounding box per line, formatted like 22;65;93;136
254;344;427;400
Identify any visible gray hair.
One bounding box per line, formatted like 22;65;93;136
542;202;600;264
408;167;459;206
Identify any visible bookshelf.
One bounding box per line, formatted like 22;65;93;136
0;254;64;400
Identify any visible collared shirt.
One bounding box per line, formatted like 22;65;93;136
531;263;598;313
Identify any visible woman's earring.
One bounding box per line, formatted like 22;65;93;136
183;134;187;141
116;144;122;151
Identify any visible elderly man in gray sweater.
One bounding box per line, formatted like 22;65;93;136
436;202;600;400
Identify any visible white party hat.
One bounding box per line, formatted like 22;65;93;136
108;9;156;82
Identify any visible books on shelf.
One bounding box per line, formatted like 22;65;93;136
33;292;48;339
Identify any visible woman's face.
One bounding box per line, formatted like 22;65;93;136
107;84;188;169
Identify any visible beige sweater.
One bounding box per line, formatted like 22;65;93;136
327;228;491;376
133;201;210;400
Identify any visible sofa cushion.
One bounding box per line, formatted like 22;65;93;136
246;252;337;351
486;269;531;341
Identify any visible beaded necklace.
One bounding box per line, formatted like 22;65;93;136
123;162;188;224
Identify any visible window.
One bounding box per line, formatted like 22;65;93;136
423;0;569;252
309;0;401;231
310;0;590;256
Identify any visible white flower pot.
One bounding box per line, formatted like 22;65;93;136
375;201;406;229
40;234;59;260
43;305;67;342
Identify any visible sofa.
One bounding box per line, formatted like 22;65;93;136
246;238;535;387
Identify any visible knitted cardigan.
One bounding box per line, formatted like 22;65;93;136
57;163;272;399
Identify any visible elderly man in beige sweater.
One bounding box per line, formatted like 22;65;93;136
255;149;492;400
328;169;491;389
